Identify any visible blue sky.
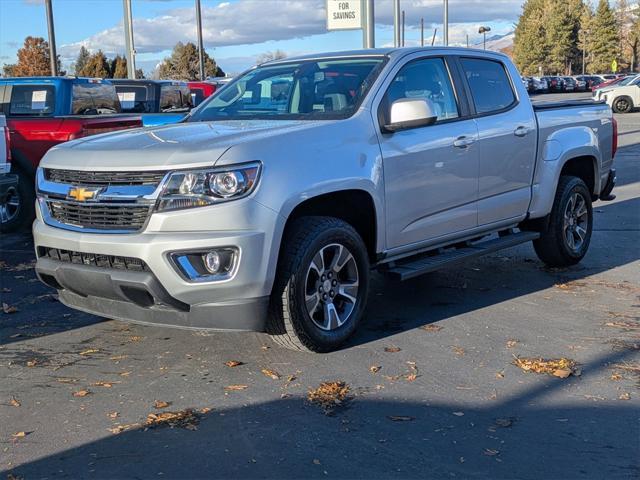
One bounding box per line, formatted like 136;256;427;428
0;0;520;75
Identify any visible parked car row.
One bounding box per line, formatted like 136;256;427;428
0;75;231;232
522;73;635;94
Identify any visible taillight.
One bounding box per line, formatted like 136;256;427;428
3;126;10;164
612;117;618;158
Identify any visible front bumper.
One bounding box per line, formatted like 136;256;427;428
33;198;283;331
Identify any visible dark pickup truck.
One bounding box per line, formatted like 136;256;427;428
0;77;141;232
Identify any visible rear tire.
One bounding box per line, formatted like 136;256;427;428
533;176;593;267
267;216;370;352
612;96;633;114
0;167;35;233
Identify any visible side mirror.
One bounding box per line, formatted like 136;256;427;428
383;98;438;133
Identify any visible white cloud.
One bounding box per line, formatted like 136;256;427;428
59;0;523;61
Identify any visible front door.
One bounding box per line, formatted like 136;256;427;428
378;56;479;250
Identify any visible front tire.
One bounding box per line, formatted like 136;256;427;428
612;96;633;114
267;216;370;352
533;176;593;267
0;167;35;233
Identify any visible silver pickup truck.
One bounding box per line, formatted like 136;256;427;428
34;48;618;352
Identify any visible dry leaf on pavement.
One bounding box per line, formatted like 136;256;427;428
307;381;350;413
452;346;465;356
145;408;201;430
261;368;281;380
224;360;244;367
483;448;500;456
72;389;91;397
26;359;37;367
154;400;171;409
506;339;518;348
619;392;631;400
2;303;18;314
108;411;119;419
387;415;415;421
10;397;21;407
512;356;578;378
384;346;402;353
92;381;117;388
79;348;100;356
420;324;443;332
224;385;248;391
12;431;28;438
369;365;381;374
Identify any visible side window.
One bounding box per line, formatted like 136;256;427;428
9;85;56;116
460;58;515;115
384;57;459;121
72;83;120;115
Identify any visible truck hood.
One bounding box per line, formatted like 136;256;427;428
40;119;324;171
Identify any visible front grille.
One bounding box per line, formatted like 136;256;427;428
45;169;166;186
46;201;150;231
38;247;149;271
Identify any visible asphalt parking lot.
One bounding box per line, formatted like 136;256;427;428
1;93;639;479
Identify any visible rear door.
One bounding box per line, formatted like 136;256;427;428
377;54;480;250
458;56;536;226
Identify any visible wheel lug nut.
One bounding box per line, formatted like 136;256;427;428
330;290;335;297
332;280;337;286
321;275;326;281
328;272;333;279
322;293;328;300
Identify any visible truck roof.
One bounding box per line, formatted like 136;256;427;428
0;76;115;85
263;46;508;65
109;79;188;87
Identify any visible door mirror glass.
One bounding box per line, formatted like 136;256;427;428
385;98;438;132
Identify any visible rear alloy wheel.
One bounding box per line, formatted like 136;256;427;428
612;96;633;114
533;176;593;267
0;185;20;226
0;168;35;233
267;217;369;352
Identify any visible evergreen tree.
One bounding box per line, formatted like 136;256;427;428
11;36;55;76
513;0;548;75
577;2;594;73
110;55;128;78
74;46;90;76
589;0;620;72
135;68;145;79
78;50;110;78
157;42;224;80
616;0;640;71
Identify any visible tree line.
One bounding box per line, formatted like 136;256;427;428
1;37;225;81
513;0;639;75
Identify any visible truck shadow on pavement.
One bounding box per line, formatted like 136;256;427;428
4;347;639;479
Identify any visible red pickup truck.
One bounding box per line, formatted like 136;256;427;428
0;77;141;232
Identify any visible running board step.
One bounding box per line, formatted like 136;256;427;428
385;231;540;281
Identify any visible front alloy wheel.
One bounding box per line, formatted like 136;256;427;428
562;192;589;253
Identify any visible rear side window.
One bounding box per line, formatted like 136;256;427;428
9;85;56;116
72;83;120;115
115;85;153;113
460;58;516;115
159;85;193;112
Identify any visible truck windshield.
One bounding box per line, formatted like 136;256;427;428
188;56;386;122
72;83;121;115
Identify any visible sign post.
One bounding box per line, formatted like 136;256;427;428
611;59;618;73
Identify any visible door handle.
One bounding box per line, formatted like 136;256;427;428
514;126;531;137
453;136;475;148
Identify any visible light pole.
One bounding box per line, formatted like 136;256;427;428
123;0;136;79
401;10;405;47
479;26;491;50
195;0;205;80
393;0;401;48
44;0;57;76
362;0;375;49
443;0;448;46
420;18;424;47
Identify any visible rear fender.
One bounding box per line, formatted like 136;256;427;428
528;126;601;219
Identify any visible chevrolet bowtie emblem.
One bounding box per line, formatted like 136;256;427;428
67;187;100;202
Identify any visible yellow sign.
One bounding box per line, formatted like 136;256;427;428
612;59;618;73
67;187;98;202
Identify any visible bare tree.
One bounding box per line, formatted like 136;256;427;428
255;50;287;65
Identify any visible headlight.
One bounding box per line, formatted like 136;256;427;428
157;162;261;211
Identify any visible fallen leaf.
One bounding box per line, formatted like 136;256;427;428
129;336;144;342
405;373;418;382
493;417;514;428
307;381;350;413
72;389;91;397
261;368;281;380
506;339;518;349
12;431;28;438
145;409;201;430
91;381;116;388
108;411;119;419
56;377;79;384
119;371;132;377
313;459;321;465
199;407;212;414
108;423;140;434
452;411;464;417
26;359;37;367
619;392;631;400
452;346;465;356
483;448;500;456
79;348;100;356
420;324;443;332
610;373;623;381
513;356;578;378
384;346;402;353
224;360;244;367
224;385;249;391
387;415;415;422
110;355;127;361
2;303;18;314
154;400;171;409
369;365;381;374
495;371;505;379
10;396;21;407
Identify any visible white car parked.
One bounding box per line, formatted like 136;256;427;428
598;75;640;113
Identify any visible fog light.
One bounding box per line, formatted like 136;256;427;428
203;251;221;274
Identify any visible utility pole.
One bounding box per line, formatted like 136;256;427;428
466;34;469;48
431;28;438;46
195;0;205;80
44;0;57;76
362;0;375;49
443;0;448;46
420;18;424;47
123;0;136;79
393;0;401;47
401;10;405;47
